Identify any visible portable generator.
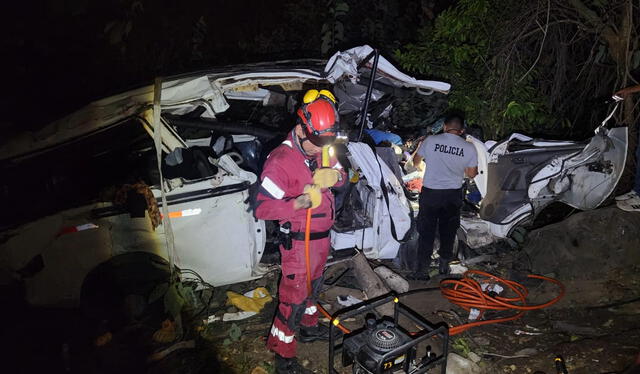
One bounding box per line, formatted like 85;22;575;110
328;292;449;374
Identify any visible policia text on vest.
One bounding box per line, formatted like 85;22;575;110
433;143;466;157
418;133;477;190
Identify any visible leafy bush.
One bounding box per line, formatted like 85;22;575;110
396;0;554;138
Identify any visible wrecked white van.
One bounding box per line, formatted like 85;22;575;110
0;46;449;306
0;43;628;307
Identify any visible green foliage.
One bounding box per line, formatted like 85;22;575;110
320;0;428;56
321;0;350;55
164;282;186;318
222;323;242;346
150;280;196;319
396;0;555;137
452;337;472;357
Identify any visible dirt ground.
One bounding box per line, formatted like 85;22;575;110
212;206;640;374
2;206;639;374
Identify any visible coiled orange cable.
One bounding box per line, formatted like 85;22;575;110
440;270;565;335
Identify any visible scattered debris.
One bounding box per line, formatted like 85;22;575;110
222;311;259;322
514;329;543;336
153;319;177;343
226;287;272;313
446;352;481;374
147;340;196;362
480;282;504;294
350;252;394;316
449;263;468;274
482;348;538;360
373;265;409;293
514;348;538;357
468;308;480;321
337;295;362;307
467;351;482;363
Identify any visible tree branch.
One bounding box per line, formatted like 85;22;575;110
518;0;551;83
567;0;618;47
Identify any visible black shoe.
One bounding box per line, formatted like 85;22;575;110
299;323;337;343
275;354;312;374
439;258;451;275
406;271;430;281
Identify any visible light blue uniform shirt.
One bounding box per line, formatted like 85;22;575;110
418;133;478;189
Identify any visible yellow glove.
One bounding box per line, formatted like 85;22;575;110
303;184;322;209
313;168;340;189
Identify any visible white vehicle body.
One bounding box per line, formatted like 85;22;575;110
0;46;449;306
460;126;628;246
331;143;412;259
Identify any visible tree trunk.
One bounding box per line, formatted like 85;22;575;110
569;0;637;192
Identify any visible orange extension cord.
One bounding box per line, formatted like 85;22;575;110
440;270;565;335
304;206;564;336
304;208;351;334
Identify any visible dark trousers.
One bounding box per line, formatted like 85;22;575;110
416;187;462;270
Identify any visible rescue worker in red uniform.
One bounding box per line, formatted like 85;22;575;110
255;89;345;374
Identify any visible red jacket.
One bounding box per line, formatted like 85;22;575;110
255;131;345;233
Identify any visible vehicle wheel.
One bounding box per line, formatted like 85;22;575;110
80;252;171;332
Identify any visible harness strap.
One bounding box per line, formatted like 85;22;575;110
290;230;330;241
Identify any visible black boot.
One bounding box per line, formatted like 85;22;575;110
439;258;451;275
275;354;312;374
299;323;339;343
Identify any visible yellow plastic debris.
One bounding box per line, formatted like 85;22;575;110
226;287;273;313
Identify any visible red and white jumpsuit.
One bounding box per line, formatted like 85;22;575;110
255;131;345;358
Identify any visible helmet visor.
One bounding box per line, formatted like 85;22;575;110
307;132;336;146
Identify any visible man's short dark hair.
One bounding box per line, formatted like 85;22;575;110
444;114;464;130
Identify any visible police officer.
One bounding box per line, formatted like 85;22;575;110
410;114;478;280
255;90;345;374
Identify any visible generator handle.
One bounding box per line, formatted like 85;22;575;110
375;324;449;374
332;293;398;320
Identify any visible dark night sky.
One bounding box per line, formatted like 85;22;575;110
3;1;450;133
2;0;326;132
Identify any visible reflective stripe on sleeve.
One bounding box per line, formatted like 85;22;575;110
261;176;285;199
167;208;202;218
270;325;294;343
